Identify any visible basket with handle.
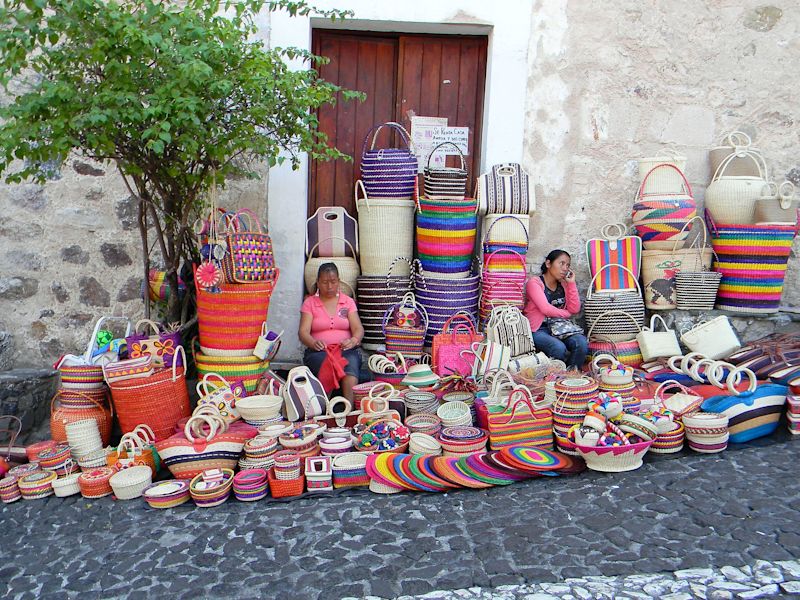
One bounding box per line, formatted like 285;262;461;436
637;146;688;194
586;311;644;368
305;205;359;259
304;236;361;295
705;148;768;225
709;131;763;177
583;265;645;337
431;312;484;377
355;181;416;276
56;316;133;390
360;122;418;199
632;163;697;249
125;318;183;366
106;345;192;441
357;256;420;349
50;390;113;446
220;208;278;284
754;180;798;225
585;223;642;291
416;202;478;279
382;292;429;359
486;388;553;450
423;141;469;199
482;214;530;255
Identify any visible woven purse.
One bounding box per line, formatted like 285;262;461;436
423;141;468;199
382;292;428;359
584;264;645;339
431;312;484;377
360;122;418;199
221;209;277;284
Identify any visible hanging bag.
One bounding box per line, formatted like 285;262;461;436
585;223;642;291
636;315;681;361
283;366;328;422
423;141;469;199
360;122;418;199
221;209;278;284
125;319;183;367
431;312;484;377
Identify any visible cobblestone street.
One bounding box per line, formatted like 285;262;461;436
2;436;799;599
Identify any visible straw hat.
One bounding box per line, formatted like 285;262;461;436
401;364;439;388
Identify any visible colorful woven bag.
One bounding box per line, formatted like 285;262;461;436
476;163;534;215
586;223;642;291
632;164;697;249
482;214;530;255
431;312;484;377
423;141;469;199
125;319;182;368
221;209;278;284
305;206;359;258
194;347;269;394
360;122;418;199
195;268;277;355
415;272;481;347
708;213;796;314
382;292;428;359
106;346;192;441
486;388;553;450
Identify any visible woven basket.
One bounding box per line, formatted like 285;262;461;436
189;468;234;507
675;271;722;310
196;274;275;354
332;452;370;488
575;439;653;472
637;151;687;194
417;201;478;279
194;346;269;393
50;391;113;446
423;141;469;199
584;265;645;338
360;122;418;199
78;467;115;498
107;345;191;442
705;149;768;225
383;293;428;359
355;181;416;276
708;132;762;177
52;472;81;497
304;236;360;294
109;465;153;500
632;164;697;248
709;219;796;314
56;357;105;391
267;468;305;498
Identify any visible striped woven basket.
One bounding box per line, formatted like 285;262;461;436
194;344;270;393
415;275;480;347
195;272;276;355
417;201;478;279
709;217;796;314
632;164;697;249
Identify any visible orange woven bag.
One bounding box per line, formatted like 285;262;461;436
50;391;113;446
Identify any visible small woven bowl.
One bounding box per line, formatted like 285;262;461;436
109;465;153;500
409;433;442;456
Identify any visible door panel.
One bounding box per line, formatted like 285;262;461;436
309;31;487;213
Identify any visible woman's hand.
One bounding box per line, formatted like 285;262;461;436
312;339;326;351
340;337;357;351
564;269;575;283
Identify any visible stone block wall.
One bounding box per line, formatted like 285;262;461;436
523;1;800;291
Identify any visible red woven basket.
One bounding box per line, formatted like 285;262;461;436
50;391;113;446
267;468;305;498
195;268;277;354
106;346;191;441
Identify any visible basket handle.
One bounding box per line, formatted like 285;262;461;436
326;396;353;417
495;388;537;425
586;309;642;339
425;141;466;172
726;366;758;396
442;312;477;336
591;353;619;372
637;163;693;201
133;319;161;336
587;264;641;297
483;248;526;271
669;215;708;253
0;415;22;459
196;372;231;399
779;181;796;209
646;314;671;334
721;130;752;148
483;215;529;246
600;223;628;241
367;381;399;400
711;147;767;182
306;236;357;262
84;316;133;362
184;414;220;444
233;208;265;234
361;121;414;156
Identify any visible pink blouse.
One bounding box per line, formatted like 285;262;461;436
300;293;357;346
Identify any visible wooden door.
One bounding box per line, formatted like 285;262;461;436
309;31;488;215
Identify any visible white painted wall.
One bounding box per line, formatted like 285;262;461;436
265;0;533;362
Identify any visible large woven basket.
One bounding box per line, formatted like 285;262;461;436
194;346;270;393
107;346;191;441
50;391;113;446
355;180;415;276
675;271;722;310
415;274;480;347
360;122;418;199
416;201;478;279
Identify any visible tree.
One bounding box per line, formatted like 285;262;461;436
0;0;360;322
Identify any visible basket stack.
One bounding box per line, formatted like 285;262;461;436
64;419;104;469
189;468;235;507
18;470;57;500
0;476;21;503
438;427;487;457
683;412;730;453
233;469;269;502
552;378;599;455
240;435;280;470
142;480;192;509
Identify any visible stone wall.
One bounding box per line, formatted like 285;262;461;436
523;1;800;289
0;157;267;369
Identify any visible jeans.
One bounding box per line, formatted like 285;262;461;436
532;329;588;370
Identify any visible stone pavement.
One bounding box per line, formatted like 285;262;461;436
1;437;799;600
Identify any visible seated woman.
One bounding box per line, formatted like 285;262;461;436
298;263;364;401
523;249;588;370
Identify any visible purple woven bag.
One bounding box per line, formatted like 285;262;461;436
360;122;418;199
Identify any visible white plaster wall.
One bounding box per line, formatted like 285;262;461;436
267;0;533;361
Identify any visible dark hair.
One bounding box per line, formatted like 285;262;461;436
540;249;570;274
317;262;339;280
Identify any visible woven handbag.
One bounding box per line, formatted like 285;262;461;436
584;265;645;339
486;388;553;450
358;257;420;349
382;292;428;359
56;315;132;390
586;310;643;368
355;181;415;276
195;265;277;355
476;163;534;215
304;236;360;294
431;312;484;377
283;366;327;422
585;223;642;291
632;163;697;249
220;209;278;284
636;315;681;362
106;345;192;441
705;149;768;225
196;372;245;424
125;319;182;368
305;206;359;258
360;122;418;199
485;305;534;358
679;316;741;360
754;181;798;225
423;141;469;199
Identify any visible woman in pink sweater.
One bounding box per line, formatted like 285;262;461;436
523;249;587;369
